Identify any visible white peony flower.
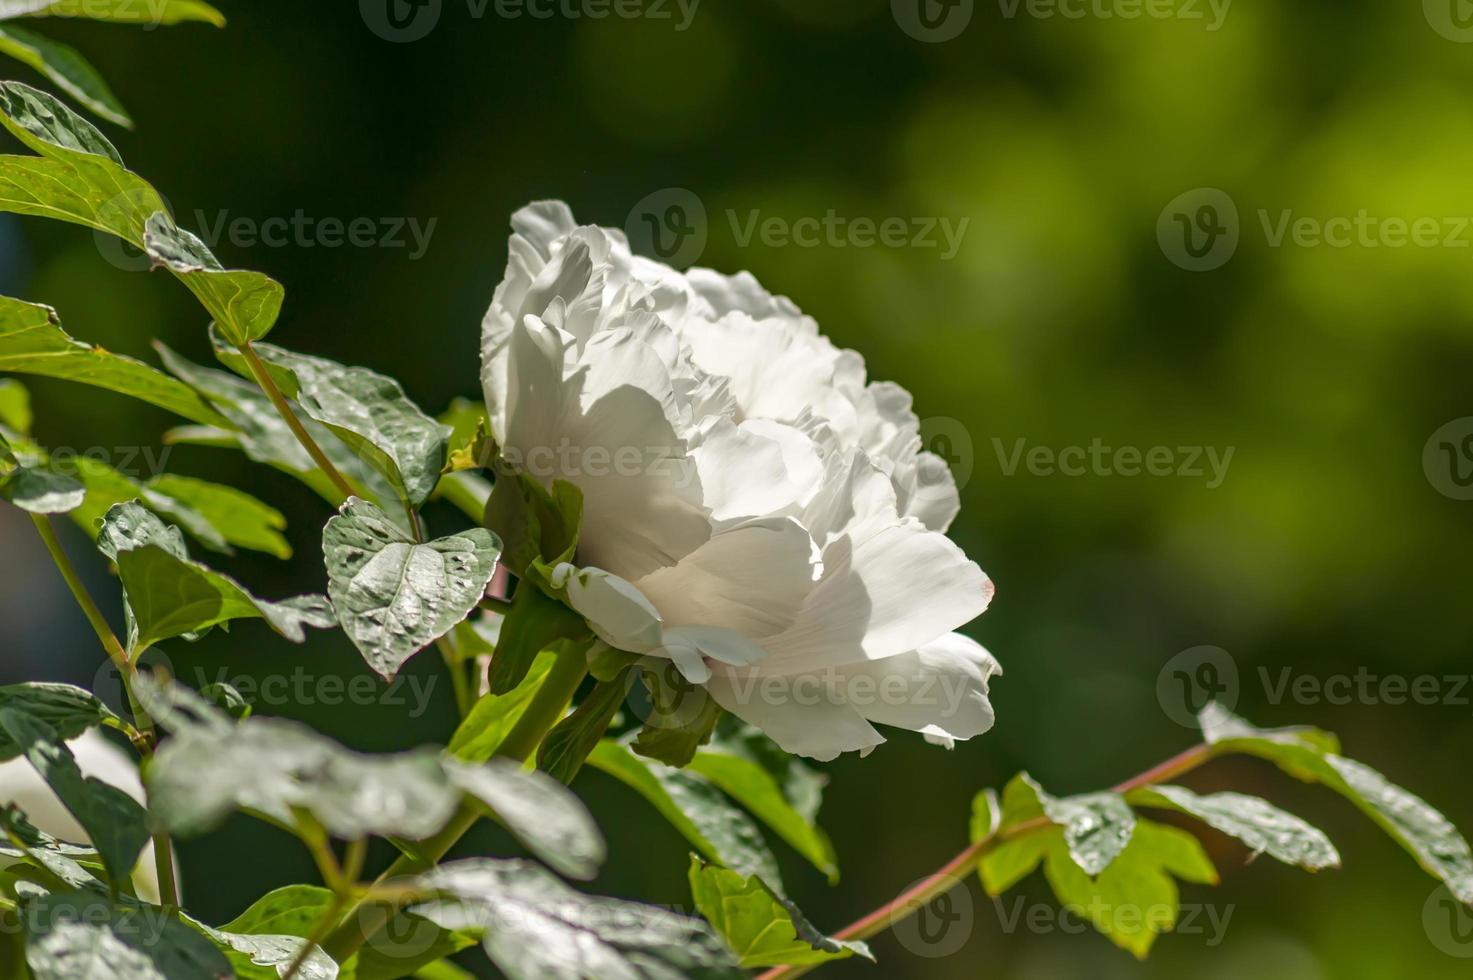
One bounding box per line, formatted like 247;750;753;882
0;727;162;901
481;201;999;761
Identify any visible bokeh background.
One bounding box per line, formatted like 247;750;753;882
3;0;1473;976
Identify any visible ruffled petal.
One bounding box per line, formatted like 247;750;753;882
704;667;885;762
838;632;1001;747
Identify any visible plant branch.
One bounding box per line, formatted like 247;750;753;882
319;641;591;963
29;514;183;910
755;742;1216;980
235;341;356;501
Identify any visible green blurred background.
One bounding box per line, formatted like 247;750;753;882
3;0;1473;976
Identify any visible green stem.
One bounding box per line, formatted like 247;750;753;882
282;892;348;980
29;514;128;670
236;341;356;502
320;643;590;963
756;742;1216;980
28;514;182;911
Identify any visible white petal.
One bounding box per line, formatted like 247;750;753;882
763;516;994;673
897;451;961;533
704;668;884;762
690;419;821;522
663;625;769;668
564;567;664;653
838;632;1001;745
635;517;820;638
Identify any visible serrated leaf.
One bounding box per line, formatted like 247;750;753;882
213;335;450;506
0;709;147;887
410;858;746;980
145;473;291;558
445;758;606;881
0;682;119;760
323;497;501;680
1128;785;1340;871
24;890;233;979
687;856;869;969
448;651;554;763
687;726;838;884
587;738;783;892
1000;773;1135;876
99;501;334;647
0;296;227;426
0;24;130;126
1200;703;1473;903
8;1;225;25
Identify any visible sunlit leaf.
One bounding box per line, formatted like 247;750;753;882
446;758;606;880
0;24;130;126
24;890;233;980
1127;784;1340;871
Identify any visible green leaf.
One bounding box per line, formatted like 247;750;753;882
998;773;1136;876
411;962;477;980
0;804;103;889
445;758;606;881
0;709;148;887
688;856;871;969
0;82;162;241
0;24;130;126
0;296;228;427
448;651;555;762
0;455;84;513
587;738;783;891
982;818;1219;959
0;682;119;760
483;472;582;576
631;660;722;768
213;334;450;506
143;215;283;345
192;922;338;980
24;890;233;979
687;722;837;883
1127;784;1341;871
970;788;999;844
1200;703;1473;903
537;673;627;784
99;501;334;647
0;376;31;431
220;884;473;980
142;681;463;841
323;496;501;680
154;342;394;506
410;858;746;980
487;578;589;695
12;1;226;26
145;473;291;559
